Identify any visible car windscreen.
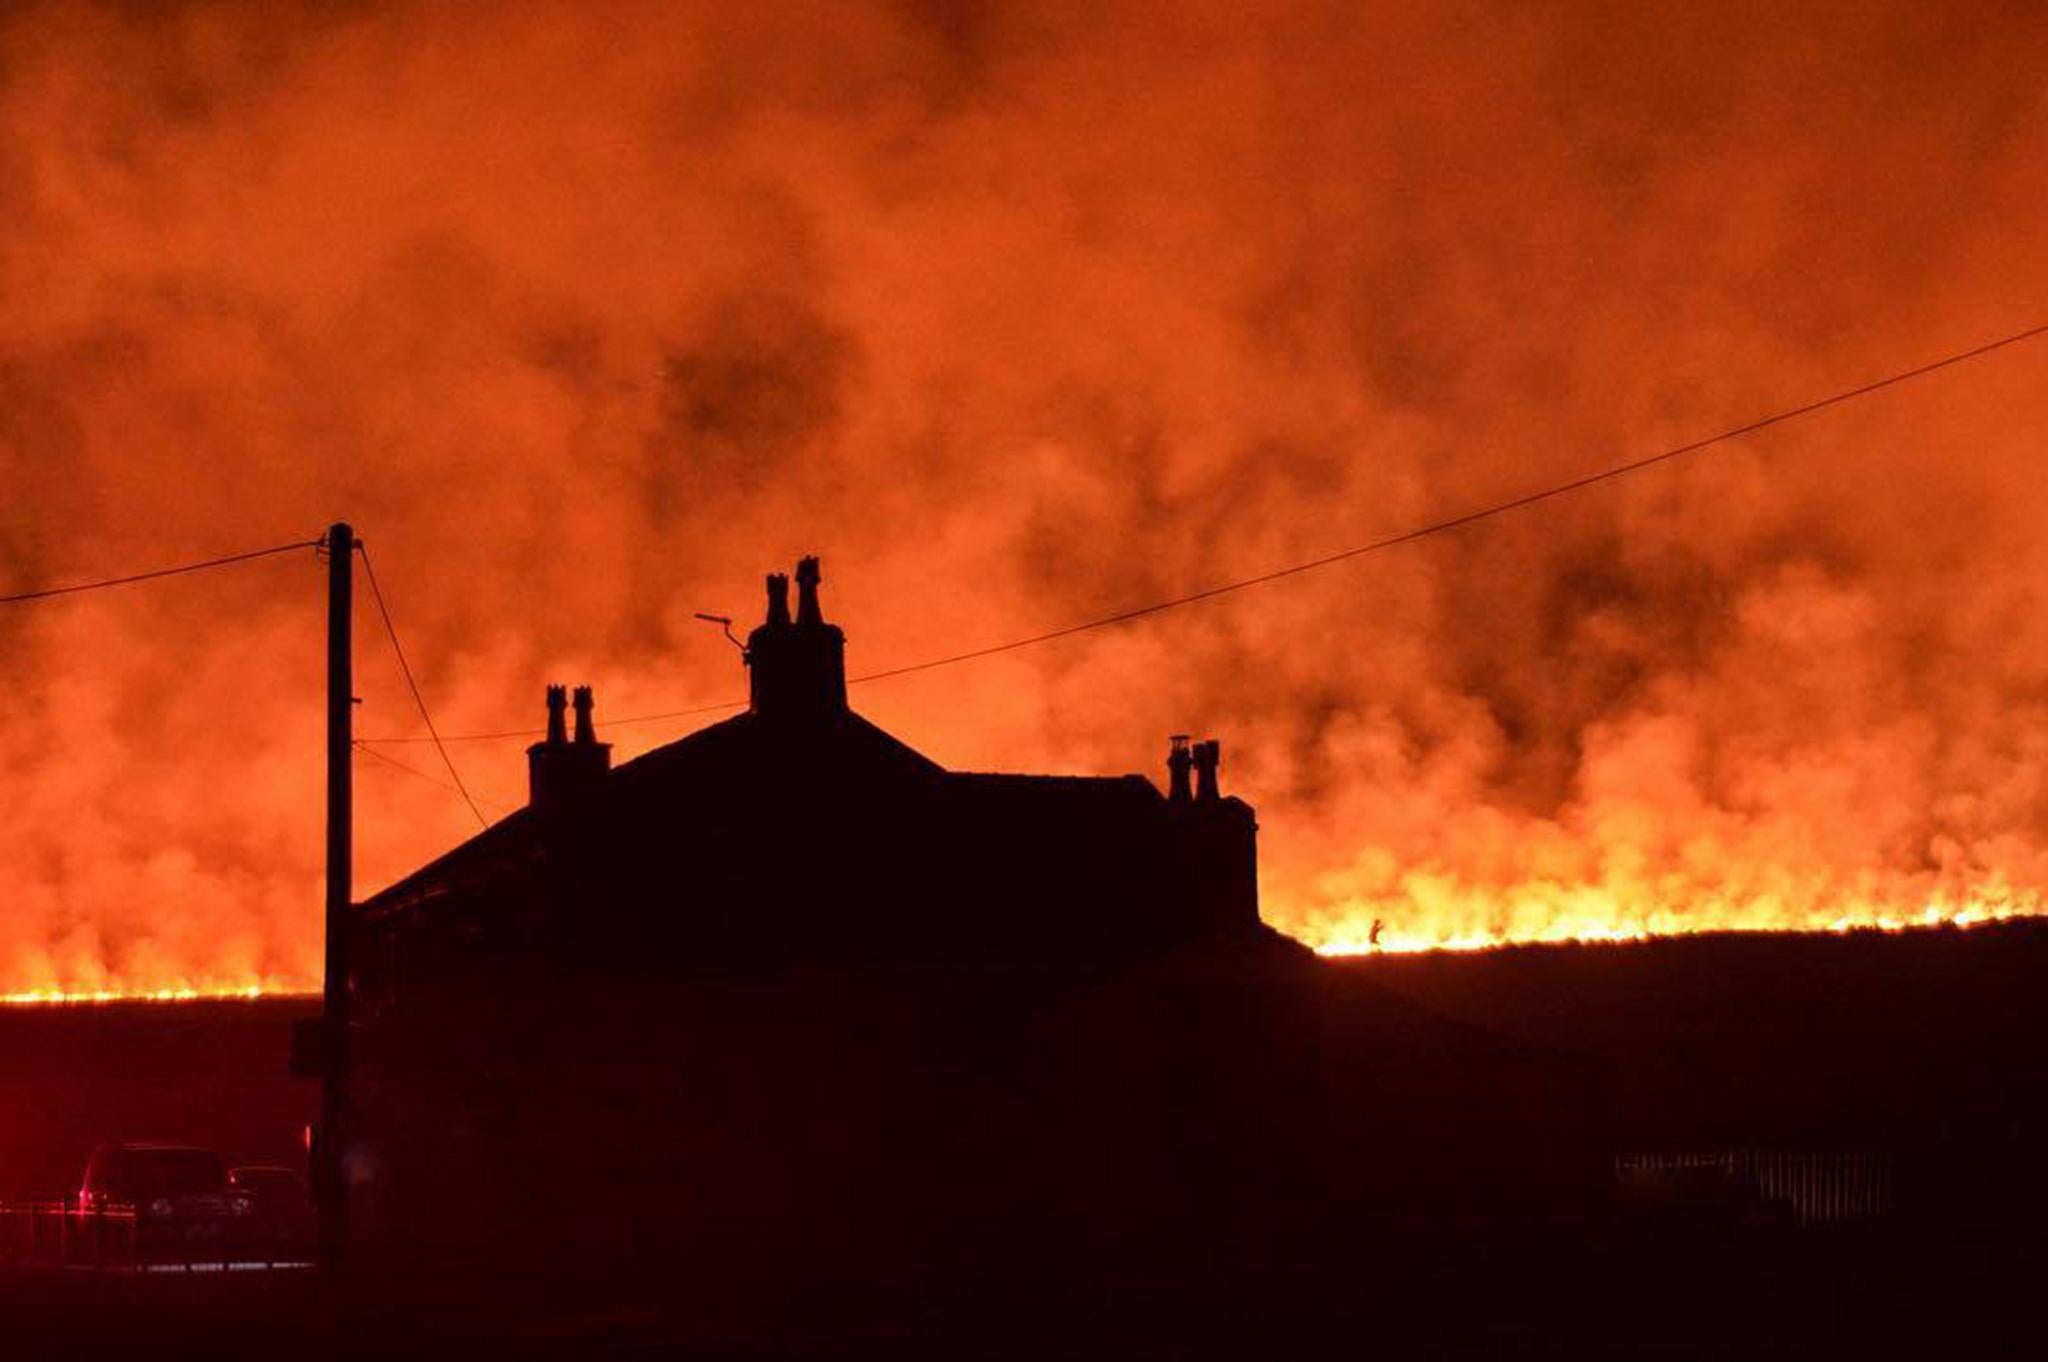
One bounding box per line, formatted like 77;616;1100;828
120;1149;229;1198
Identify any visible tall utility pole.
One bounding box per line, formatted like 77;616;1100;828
320;521;354;1266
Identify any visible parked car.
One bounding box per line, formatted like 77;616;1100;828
228;1164;317;1258
78;1143;252;1260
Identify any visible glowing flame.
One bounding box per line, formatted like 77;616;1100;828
0;981;310;1007
7;881;2044;1006
1296;880;2045;955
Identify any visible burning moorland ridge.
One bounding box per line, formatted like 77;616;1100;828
1;2;2046;998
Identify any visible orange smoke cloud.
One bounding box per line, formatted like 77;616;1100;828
1;1;2045;997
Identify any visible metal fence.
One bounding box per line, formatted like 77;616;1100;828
0;1201;312;1272
1614;1150;1894;1227
0;1201;137;1268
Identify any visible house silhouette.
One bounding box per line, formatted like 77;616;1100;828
336;559;1598;1313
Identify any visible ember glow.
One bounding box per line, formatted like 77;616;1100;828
0;983;288;1006
1307;888;2045;956
2;3;2045;1001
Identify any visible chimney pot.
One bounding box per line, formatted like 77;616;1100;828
572;685;597;745
544;684;568;746
796;556;823;627
1167;735;1194;804
765;573;791;628
1193;739;1221;803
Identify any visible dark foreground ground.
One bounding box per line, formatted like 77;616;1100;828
3;1222;2042;1360
4;920;2047;1358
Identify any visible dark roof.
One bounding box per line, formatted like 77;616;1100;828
608;708;944;794
941;770;1163;814
945;772;1157;790
358;805;540;919
361;707;953;917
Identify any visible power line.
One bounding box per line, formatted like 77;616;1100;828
848;319;2048;684
355;544;491;830
0;539;319;605
358;318;2048;747
354;739;504;812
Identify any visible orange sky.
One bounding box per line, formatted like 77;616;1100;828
1;1;2045;996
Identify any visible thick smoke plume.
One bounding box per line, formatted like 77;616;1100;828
2;2;2045;996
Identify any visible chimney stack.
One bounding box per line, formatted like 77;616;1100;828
745;556;848;719
528;683;612;811
1193;739;1221;803
1167;735;1194;804
1174;735;1259;931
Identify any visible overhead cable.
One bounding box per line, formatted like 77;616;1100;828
355;319;2048;747
0;539;319;605
355;544;491;830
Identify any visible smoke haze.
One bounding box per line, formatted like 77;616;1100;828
2;1;2045;994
